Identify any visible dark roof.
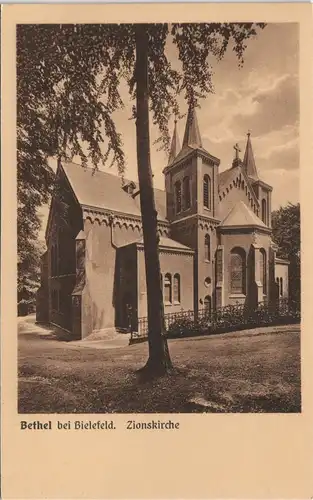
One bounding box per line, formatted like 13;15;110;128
61;161;167;222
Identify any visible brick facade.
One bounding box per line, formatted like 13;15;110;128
37;108;288;339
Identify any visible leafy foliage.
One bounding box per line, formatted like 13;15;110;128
166;300;300;339
17;22;266;309
18;239;46;314
272;203;300;302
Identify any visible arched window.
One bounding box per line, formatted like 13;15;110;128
279;277;283;297
259;248;267;295
183;176;191;210
230;247;246;294
204;295;212;315
164;273;172;304
175;181;182;214
160;273;163;295
173;274;181;303
261;199;267;225
205;234;211;261
203;175;211;210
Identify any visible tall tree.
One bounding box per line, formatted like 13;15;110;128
272;202;300;303
17;22;266;375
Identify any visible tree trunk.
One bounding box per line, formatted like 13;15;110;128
135;24;172;375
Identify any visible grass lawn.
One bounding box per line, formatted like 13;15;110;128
18;321;301;413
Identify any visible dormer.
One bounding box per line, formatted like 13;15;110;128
122;181;137;196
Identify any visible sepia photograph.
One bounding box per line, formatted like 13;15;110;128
17;21;301;414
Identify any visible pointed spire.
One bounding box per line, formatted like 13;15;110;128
243;131;259;180
182;105;203;149
168;119;181;164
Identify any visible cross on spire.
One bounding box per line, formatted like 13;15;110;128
233;143;241;159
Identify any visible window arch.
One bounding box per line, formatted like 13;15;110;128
279;277;283;297
230;247;246;294
261;199;267;225
164;273;172;304
173;274;181;303
204;295;212;315
259;248;267;295
205;234;211;261
175;181;182;214
183;176;191;210
203;175;211;210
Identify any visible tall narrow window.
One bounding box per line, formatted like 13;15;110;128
183;176;191;210
279;277;283;297
259;248;267;295
205;234;211;261
173;274;181;303
204;295;212;315
261;199;267;225
230;247;246;294
175;181;182;214
164;273;172;304
203;175;211;209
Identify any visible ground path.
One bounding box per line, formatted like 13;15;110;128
18;316;301;413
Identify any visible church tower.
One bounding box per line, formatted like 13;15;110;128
243;132;273;227
163;106;221;314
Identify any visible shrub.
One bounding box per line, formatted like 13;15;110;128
165;300;300;339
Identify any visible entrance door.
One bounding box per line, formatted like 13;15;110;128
121;292;132;330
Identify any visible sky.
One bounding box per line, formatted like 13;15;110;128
40;22;299;239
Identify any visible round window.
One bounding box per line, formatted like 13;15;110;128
204;277;211;287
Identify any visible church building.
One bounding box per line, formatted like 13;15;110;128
36;107;289;339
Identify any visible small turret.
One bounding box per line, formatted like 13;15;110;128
182;105;203;149
168;119;181;165
243;131;259;181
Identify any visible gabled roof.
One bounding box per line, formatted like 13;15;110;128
218;165;260;208
218;167;239;192
60;161;167;222
220;201;266;229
